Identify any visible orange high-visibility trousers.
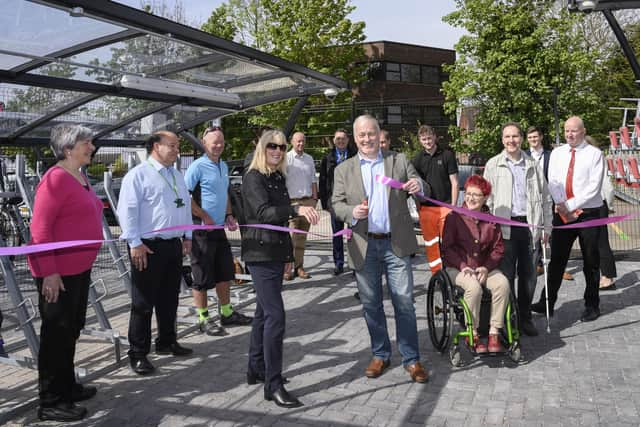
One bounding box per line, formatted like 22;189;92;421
419;206;451;273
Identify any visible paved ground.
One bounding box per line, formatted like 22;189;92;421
2;245;640;426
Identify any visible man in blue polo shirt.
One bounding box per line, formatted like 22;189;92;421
185;126;252;336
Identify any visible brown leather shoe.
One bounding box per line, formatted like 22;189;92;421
364;358;390;378
563;271;574;281
296;267;311;279
284;272;293;281
405;362;429;383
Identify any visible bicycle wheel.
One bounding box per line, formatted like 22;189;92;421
0;208;21;247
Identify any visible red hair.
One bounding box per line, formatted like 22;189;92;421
464;174;491;196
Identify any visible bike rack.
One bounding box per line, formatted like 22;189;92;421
0;237;40;369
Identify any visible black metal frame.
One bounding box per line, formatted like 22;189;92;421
569;1;640;85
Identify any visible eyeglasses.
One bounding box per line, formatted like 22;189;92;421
266;142;287;152
203;126;223;137
465;192;485;199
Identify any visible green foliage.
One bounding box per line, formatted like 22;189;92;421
86;163;107;178
111;156;128;177
201;0;366;155
443;0;603;157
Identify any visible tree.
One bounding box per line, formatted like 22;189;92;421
443;0;603;157
201;0;366;158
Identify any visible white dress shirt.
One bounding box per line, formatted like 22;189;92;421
117;156;193;247
548;141;604;211
286;150;317;199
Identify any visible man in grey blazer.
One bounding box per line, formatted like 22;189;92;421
332;114;429;383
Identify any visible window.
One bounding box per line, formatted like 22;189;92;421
403;106;422;125
386;62;401;81
401;64;421;83
387;105;402;124
424;106;447;125
421;65;440;85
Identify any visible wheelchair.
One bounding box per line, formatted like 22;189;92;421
426;269;521;366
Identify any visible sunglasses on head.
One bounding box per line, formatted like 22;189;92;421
203;126;223;137
266;142;287;152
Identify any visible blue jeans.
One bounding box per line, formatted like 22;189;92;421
355;238;420;366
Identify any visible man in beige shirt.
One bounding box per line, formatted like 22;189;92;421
285;132;318;280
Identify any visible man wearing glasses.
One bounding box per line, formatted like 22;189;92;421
285;131;318;280
118;131;194;375
483;122;552;337
184;126;253;336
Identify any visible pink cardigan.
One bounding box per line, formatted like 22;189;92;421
28;166;103;278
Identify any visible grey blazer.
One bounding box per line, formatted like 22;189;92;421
331;150;425;271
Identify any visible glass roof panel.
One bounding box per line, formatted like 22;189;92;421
0;83;91;137
55;34;218;83
229;77;310;104
24;96;164;139
166;58;277;86
100;105;228;140
0;0;126;70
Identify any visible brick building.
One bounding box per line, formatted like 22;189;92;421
353;41;456;148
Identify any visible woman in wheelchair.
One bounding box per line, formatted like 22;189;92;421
441;175;511;354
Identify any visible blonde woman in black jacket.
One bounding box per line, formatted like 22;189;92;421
242;130;318;408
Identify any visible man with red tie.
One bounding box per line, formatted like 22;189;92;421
531;116;604;322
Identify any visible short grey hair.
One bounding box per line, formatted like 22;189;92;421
352;114;380;136
50;124;94;161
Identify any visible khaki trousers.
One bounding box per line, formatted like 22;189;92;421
288;198;316;269
446;267;510;331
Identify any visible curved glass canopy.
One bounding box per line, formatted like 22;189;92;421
0;0;348;147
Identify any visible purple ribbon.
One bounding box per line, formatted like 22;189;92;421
0;223;352;257
375;175;636;230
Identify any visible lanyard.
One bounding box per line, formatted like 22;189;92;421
147;160;185;208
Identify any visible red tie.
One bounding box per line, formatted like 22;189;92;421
565;148;575;200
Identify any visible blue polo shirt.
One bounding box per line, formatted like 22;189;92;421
184;155;229;225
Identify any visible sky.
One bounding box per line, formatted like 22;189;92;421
117;0;465;50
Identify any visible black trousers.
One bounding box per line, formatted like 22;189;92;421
128;238;182;357
599;202;617;278
538;208;601;310
36;270;91;405
500;226;535;320
246;261;286;394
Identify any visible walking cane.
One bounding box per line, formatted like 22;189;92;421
541;240;551;333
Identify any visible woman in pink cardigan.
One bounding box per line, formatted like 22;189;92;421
441;175;510;354
28;124;103;422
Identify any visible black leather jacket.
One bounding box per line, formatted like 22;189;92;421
241;169;296;263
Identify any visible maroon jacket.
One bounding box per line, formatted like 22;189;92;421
441;205;504;272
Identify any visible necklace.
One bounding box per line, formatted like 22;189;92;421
147;160;185;208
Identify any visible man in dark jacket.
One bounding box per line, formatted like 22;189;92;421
318;129;357;275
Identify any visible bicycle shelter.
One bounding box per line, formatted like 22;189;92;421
0;0;347;419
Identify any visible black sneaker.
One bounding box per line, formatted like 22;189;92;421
155;342;193;356
198;318;227;336
71;384;97;402
520;318;539;336
221;311;253;326
581;306;600;322
38;402;87;422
